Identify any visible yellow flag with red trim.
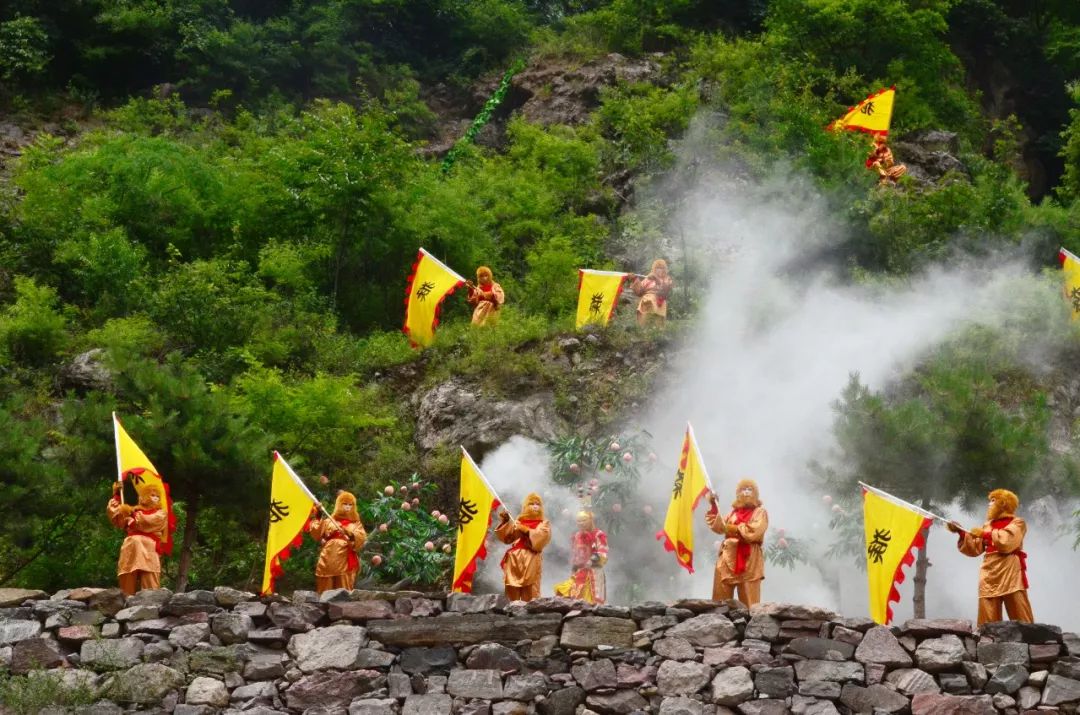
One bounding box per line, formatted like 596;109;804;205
1058;247;1080;320
452;448;502;593
862;487;930;624
576;269;629;329
112;412;176;555
656;423;712;573
403;248;466;347
261;452;319;595
829;87;896;136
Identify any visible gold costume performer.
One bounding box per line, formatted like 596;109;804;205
554;496;608;603
631;259;674;327
866;136;907;185
307;491;367;593
947;489;1034;626
466;266;505;326
107;480;168;595
705;479;768;607
495;493;551;602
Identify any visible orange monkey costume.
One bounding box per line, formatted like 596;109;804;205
107;480;169;595
705;479;768;607
308;491;367;593
495;492;552;602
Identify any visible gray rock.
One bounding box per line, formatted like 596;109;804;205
1028;668;1049;686
572;658;617;691
213;586;255;607
755;665;795;697
233;600;267;619
793;659;864;683
268;602;325;631
186;676;229;707
10;636;64;673
658;696;703;715
990;692;1015;710
1053;655;1080;679
976;641;1028;671
1065;632;1080;657
328;600;395;621
504;672;548;700
188;644;249;676
785;637;854;661
125;616;180;634
288;625;369;672
57;625;99;644
169;623;211;650
910;692;996;714
666;613;737;647
791;695;841;715
656;659;711;695
465;642;523;672
654;637;697;660
171;706;216;715
915;635;965;672
248;627;288;645
537;685;586;715
703;645;775;668
162;589;220;617
396;597;443;617
0;619;42;646
900;619;974;637
447;668;503;699
369;613;561;647
286;670;383;710
984;663;1027;694
211;612;254;645
560;616;636;650
1029;642;1061;661
1042;673;1080;706
938;673;971;694
81;637;144;671
400;646;458;674
445;593;508;613
798;680;841;699
710;665;754;705
125;588;173;608
114;605;159;622
584;689;648;713
854;626;912;667
244;648;286;681
744;614;780;641
839;683;908;713
1017;684;1040;709
102;662;185;703
0;588;48;607
142;640;174;663
87;588;127;617
830;625;863;646
885;668;939;695
230;681;276;701
961;661;988;690
615;662;655;688
350;698;400;715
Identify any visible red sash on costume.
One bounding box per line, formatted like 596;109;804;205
984;516;1029;589
727;507;756;575
501;518;542;568
326;519;360;572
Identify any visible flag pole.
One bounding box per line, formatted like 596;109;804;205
112;412;125;506
460;447;506;509
858;482;959;529
686;422;716;493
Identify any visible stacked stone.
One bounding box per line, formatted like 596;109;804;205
3;587;1080;715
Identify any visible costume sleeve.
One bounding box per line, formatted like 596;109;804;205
349;521;367;552
990;518;1025;554
529;521;552;552
495;518;518;544
133;509;166;532
491;283;505;306
704;505;726;535
107;498;131;529
595;531;608;566
957;530;985;557
307;518;328;541
738;508;768;544
658;277;673;298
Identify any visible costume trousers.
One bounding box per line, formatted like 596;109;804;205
505;583;540;602
315;572;357;593
977;590;1033;626
713;578;761;607
118;570;160;596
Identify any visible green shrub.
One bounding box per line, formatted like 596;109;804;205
0;276;68;366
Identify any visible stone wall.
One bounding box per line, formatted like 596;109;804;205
2;587;1080;715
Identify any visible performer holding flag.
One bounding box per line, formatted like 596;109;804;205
403;248;466;347
452;447;503;593
828;86;907;185
656;422;714;573
706;479;768;607
576;269;630;329
108;413;176;595
307;491;367;593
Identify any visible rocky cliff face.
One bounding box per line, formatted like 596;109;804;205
2;586;1079;715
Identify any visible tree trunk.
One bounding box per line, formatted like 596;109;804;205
912;524;930;619
175;492;199;593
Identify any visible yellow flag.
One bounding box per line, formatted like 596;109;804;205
656;423;712;573
576;269;630;329
1059;247;1080;320
261;452;318;595
452;448;502;593
862;487;930;624
112;412;176;555
829;87;896;136
403;248;466;347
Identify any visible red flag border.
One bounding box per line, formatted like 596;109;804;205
402;249;465;349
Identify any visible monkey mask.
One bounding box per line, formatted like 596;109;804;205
986;489;1018;522
476;266;494;286
135;481;165;511
732;479;761;509
333;491;358;521
518;493;545;521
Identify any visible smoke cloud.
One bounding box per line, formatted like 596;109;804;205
473;119;1079;630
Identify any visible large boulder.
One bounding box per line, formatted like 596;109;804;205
665;613;737;647
285;670;383;710
185;676;229;708
81;638;144;671
560;616;635;650
854;626;913;667
102;663;185;704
